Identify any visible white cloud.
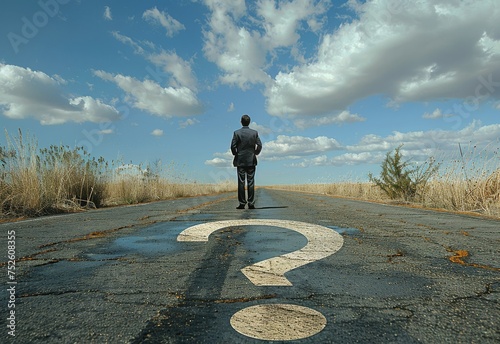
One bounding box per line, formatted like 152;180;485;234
293;110;366;129
151;129;164;136
112;31;145;55
423;108;454;120
143;7;185;37
205;149;233;167
261;135;342;160
257;0;330;49
148;51;197;90
104;6;112;21
249;122;273;136
265;0;500;122
331;152;384;166
202;0;330;89
0;64;120;125
179;118;199;128
293;152;384;167
209;121;500;169
347;120;500;160
203;17;269;88
227;102;235;112
94;70;204;118
205;157;231;167
111;32;198;91
99;129;114;135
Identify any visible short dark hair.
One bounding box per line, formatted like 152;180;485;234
241;114;251;126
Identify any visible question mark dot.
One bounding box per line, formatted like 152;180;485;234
230;303;326;341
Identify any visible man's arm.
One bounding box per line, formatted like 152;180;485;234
231;132;238;155
255;133;262;155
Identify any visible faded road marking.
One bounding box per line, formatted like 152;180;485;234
230;304;327;341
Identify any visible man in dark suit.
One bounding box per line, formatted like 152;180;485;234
231;114;262;209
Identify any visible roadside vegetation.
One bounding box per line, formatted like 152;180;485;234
272;144;500;218
0;130;235;218
368;145;439;202
2;130;499;218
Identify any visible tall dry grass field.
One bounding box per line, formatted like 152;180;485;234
1;130;108;216
271;145;500;218
422;145;500;216
0;130;235;217
103;176;235;206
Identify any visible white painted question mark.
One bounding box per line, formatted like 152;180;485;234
177;219;344;286
178;219;345;340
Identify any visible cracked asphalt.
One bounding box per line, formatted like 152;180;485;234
1;188;499;343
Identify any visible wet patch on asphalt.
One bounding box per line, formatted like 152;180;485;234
85;221;205;260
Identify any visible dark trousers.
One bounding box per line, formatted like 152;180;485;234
237;166;256;206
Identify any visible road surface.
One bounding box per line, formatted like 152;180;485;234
1;188;499;343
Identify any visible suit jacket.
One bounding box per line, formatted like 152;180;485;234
231;126;262;167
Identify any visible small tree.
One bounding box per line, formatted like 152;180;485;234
369;145;439;201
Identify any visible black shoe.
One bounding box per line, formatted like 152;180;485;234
248;204;255;209
236;205;245;209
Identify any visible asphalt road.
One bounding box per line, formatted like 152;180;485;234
1;188;499;343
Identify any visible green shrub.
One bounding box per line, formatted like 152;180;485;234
369;145;439;201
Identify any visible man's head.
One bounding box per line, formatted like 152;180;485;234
241;114;251;126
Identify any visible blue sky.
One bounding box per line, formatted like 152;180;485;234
1;0;499;185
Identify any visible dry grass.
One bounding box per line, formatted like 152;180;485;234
271;176;500;217
0;130;235;217
421;170;500;216
102;177;235;206
268;183;389;202
269;145;500;218
270;166;500;218
422;144;500;216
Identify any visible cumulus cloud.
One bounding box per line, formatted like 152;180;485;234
202;0;330;89
208;121;500;168
294;121;500;168
347;120;500;158
249;122;274;136
94;70;204;118
265;0;500;121
143;7;185;37
0;64;120;125
205;157;231;167
205;149;233;167
206;134;343;166
151;129;164;136
262;135;343;160
107;27;205;121
293;110;365;129
148;51;197;90
257;0;330;49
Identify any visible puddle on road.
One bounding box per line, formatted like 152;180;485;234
327;226;361;235
86;221;203;260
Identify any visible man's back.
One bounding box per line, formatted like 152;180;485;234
231;126;262;167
